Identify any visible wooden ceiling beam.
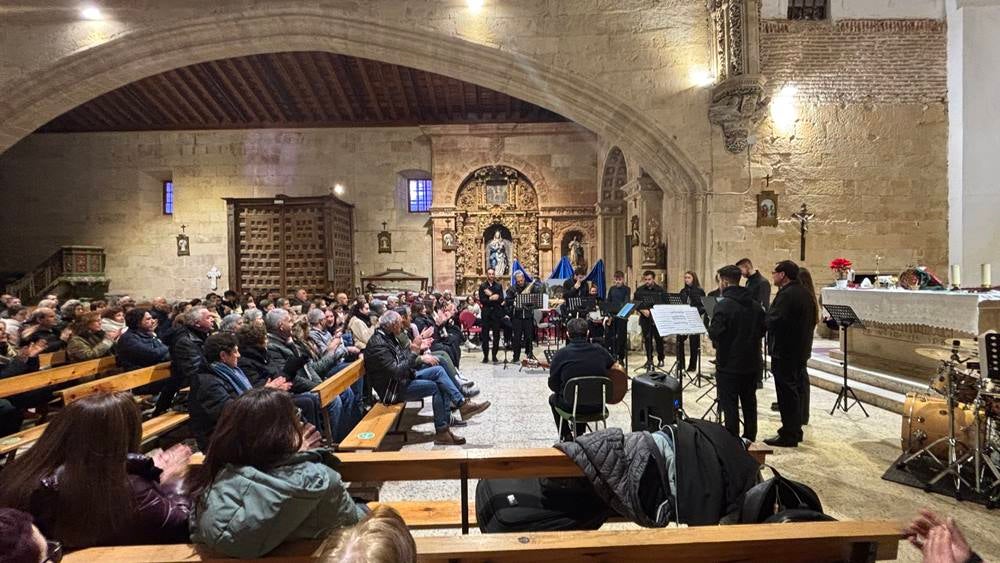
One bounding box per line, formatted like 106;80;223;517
152;73;209;124
395;65;417;121
237;56;290;122
174;66;230;124
300;53;342;121
219;58;272;122
107;87;156;126
265;54;313;123
354;59;385;122
280;53;330;123
186;64;243;123
420;71;441;121
201;61;256;122
317;54;358;121
131;80;185;125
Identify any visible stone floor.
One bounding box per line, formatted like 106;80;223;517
376;346;1000;562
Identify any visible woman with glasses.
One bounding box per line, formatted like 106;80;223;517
0;393;192;549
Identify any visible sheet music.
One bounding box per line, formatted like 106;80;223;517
651;305;707;335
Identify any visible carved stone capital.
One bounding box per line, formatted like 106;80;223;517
709;74;769;153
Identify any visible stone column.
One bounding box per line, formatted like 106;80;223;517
622;175;666;285
596;200;626;277
429;209;456;292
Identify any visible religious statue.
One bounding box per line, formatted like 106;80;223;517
642;218;665;268
630;215;640;247
568;235;586;271
487;231;509;276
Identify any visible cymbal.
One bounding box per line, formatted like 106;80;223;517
915;347;977;362
942;338;978;350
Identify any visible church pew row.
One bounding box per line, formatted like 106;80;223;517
60;519;902;562
38;349;66;369
0;355;117;399
310;358;407;451
189;445;772;533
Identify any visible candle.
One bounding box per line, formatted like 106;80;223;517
983;264;992;288
950;264;961;288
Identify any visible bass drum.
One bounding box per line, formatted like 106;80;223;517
901;392;978;458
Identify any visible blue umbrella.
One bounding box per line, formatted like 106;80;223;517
510;259;534;286
585;259;607;299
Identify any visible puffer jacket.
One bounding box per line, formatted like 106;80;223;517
116;329;170;372
66;331;114;362
362;327;420;404
30;453;191;547
190;449;364;558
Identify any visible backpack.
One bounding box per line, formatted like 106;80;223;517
739;465;825;524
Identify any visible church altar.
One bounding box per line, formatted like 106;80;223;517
820;288;1000;377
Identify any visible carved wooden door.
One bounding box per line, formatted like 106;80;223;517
227;196;354;295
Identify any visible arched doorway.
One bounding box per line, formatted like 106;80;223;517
453;165;538;294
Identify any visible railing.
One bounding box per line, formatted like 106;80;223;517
4;246;108;302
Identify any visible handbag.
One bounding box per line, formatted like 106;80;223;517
738;465;824;524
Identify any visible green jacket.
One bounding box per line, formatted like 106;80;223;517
190;449;364;558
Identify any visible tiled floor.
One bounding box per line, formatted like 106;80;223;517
376;347;1000;561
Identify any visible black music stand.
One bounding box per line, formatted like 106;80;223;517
985;333;1000;382
823;304;869;417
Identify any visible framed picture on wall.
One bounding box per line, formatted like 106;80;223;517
441;229;458;251
538;227;553;251
756;190;778;227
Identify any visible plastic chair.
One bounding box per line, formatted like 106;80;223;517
459;310;481;341
554;376;611;440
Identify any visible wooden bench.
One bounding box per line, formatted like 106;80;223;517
59;361;171;403
309;358;407;451
61;520;902;562
0;355;117;399
415;521;902;562
38;349;66;369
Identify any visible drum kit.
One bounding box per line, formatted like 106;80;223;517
898;335;1000;505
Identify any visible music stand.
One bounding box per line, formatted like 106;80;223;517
985;333;1000;382
823;304;869;417
664;293;685;305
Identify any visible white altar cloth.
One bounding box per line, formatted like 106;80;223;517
821;288;1000;335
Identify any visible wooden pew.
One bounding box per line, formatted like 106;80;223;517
38;349;66;369
59;362;171;403
308;358;407;451
0;355;117;399
414;521;902;562
61;521;902;562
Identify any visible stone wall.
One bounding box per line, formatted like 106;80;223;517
0;124;598;298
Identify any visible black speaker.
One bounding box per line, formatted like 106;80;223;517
631;371;682;432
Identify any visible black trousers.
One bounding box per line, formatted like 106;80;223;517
640;317;664;364
799;363;811;425
480;314;502;359
771;357;803;442
716;372;757;442
677;334;701;371
606;317;628;362
510;315;535;359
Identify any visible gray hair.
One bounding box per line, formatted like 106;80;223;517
306;308;326;326
378;310;401;330
265;308;290;332
219;313;242;332
37;299;58;310
243;308;263;323
29;307;55;323
60;299;82;317
179;306;209;327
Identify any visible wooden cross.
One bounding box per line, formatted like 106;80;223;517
791;203;814;261
206;266;222;291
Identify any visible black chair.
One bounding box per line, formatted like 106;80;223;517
554;376;611;440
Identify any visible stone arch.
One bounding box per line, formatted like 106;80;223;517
601;146;629;201
0;6;704;200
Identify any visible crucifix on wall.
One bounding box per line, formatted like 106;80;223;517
207;265;222;291
791;203;814;261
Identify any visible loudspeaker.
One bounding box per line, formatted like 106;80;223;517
631;371;682;432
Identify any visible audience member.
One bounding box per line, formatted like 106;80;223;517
547;318;615;441
364;310;489;445
708;265;765;443
324;504;417;563
65;312;117;362
188;388;364;558
20;308;66;353
347;299;375;350
57;299;85;332
0;392;191;549
0;508;52;563
158;306;213;415
904;509;983;563
115;308;169;374
218;313;243;333
2;305;29;346
99;306;126;336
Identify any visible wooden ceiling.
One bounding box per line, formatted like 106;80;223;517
37;52;568;133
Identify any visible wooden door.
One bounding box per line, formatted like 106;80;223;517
227;196;354;295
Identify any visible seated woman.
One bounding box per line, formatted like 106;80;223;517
191;332;291;449
0;392;191;549
99;306;126;336
116;308;170;372
347;299;375;350
65;311;118;362
189;388;365;558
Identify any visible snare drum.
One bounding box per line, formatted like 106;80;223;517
901;392;978;457
929;369;980;404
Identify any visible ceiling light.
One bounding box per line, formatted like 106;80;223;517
770;84;799;134
467;0;484;12
80;5;103;20
690;68;716;88
334;183;345;195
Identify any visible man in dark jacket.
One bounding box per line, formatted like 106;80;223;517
158;306;213;415
505;271;543;362
634;270;666;369
764;260;817;447
20;308;66;353
605;270;631;363
364;310;490;445
737;258;772;310
548;317;616;441
150;297;172;339
708;265;765;442
477;268;504;363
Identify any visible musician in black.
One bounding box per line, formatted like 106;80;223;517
605;270;631;363
585;284;606;344
634;270;666;369
477;268;504;363
677;270;706;372
548;318;615;441
561;267;591;319
505;270;543;362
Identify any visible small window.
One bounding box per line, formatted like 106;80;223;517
788;0;827;20
407;178;432;213
163;181;174;215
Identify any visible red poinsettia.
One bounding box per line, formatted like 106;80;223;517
829;258;853;271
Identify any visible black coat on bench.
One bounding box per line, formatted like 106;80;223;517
363;327;420;404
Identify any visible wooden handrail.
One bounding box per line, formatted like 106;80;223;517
59;362;171;403
311;358;364;407
0;356;117;399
